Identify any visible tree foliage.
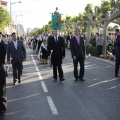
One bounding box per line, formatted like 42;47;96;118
107;25;119;31
85;4;94;14
30;0;120;38
0;7;10;30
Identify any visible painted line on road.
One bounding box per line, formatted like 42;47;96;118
41;81;48;92
35;67;39;72
47;96;58;115
33;59;35;63
31;55;58;115
34;62;37;66
31;55;43;80
31;55;48;95
37;72;42;79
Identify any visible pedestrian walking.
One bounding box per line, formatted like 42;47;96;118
40;40;48;64
114;29;120;77
7;32;26;85
96;33;103;57
47;29;65;82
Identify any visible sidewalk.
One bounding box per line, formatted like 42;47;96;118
88;56;115;66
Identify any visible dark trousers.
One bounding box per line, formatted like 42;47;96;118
52;56;63;79
73;58;85;79
12;61;23;81
115;57;120;75
0;66;7;113
97;45;102;57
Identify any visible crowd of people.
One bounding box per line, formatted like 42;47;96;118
0;28;120;117
90;31;120;57
28;28;85;82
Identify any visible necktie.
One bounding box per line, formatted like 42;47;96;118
77;36;79;44
55;36;57;44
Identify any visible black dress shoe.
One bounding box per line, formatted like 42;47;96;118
79;78;85;81
60;78;65;81
115;74;118;78
53;79;57;82
13;79;17;85
18;79;21;83
0;111;5;117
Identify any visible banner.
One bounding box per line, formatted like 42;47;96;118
52;13;62;30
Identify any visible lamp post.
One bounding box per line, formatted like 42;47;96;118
10;0;21;34
16;15;22;36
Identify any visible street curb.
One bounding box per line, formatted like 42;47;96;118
66;50;115;66
89;56;115;66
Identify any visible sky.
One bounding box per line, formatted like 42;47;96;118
6;0;102;32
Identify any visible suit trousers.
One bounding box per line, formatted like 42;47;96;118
52;55;63;79
115;57;120;75
73;58;85;79
12;61;23;81
0;66;7;113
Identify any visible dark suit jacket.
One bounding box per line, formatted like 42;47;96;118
0;39;4;43
66;35;70;42
47;36;65;60
7;40;26;63
0;42;6;66
70;36;85;59
114;35;120;58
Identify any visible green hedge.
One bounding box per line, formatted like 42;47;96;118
86;46;97;56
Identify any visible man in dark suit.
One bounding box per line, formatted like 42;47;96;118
70;28;85;81
0;32;7;117
7;32;26;85
114;29;120;77
66;33;70;43
47;29;65;82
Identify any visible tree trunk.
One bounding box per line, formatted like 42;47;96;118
86;24;91;45
102;22;109;56
97;26;100;33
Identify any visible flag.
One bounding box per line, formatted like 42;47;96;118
52;13;62;30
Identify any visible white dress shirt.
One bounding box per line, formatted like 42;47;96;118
13;40;18;49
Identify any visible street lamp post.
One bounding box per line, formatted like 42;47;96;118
10;0;21;34
16;15;22;36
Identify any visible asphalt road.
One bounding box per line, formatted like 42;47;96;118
3;43;120;120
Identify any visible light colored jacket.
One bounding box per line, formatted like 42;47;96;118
96;36;103;46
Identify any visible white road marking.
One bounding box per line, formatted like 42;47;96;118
31;55;43;80
37;72;43;80
41;81;48;92
33;59;35;63
34;62;37;66
47;96;58;115
35;67;39;72
31;55;58;115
